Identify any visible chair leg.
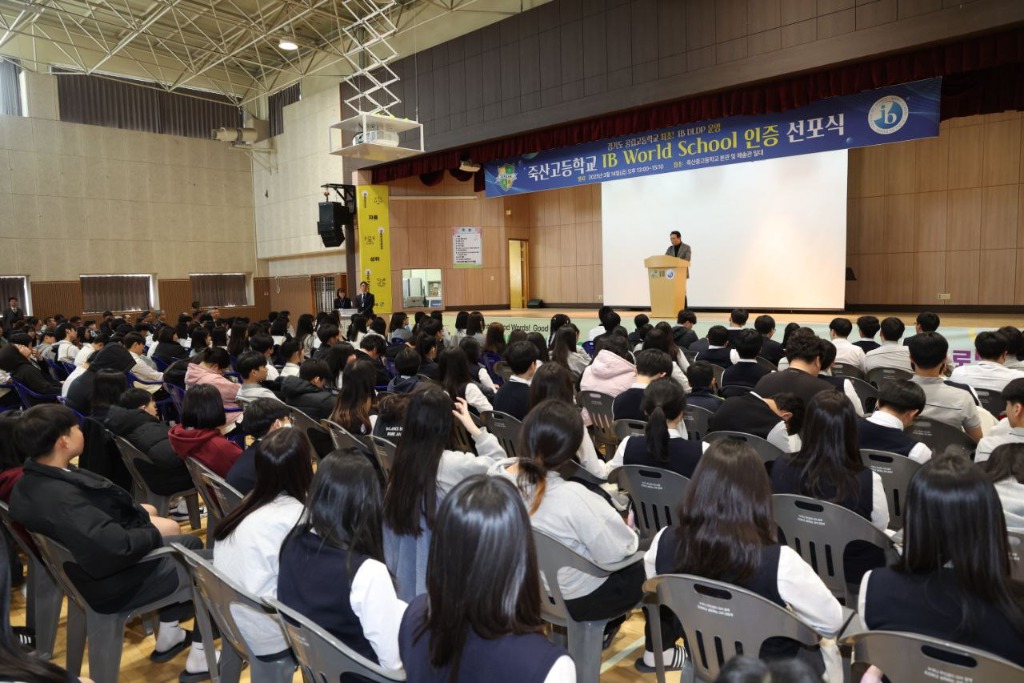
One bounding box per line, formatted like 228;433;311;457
32;563;63;660
249;654;297;683
566;619;607;683
85;612;127;683
218;644;245;683
151;494;171;518
644;602;666;683
192;602;221;683
64;601;87;676
185;492;202;530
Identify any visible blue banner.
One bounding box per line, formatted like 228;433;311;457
485;78;941;197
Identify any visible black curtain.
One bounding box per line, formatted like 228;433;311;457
0;59;21;116
268;83;301;137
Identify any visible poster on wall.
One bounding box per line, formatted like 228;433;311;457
452;227;483;269
356;185;393;314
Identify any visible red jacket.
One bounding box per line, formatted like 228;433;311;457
0;466;22;503
167;426;242;478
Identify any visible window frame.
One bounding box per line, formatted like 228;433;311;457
80;273;154;313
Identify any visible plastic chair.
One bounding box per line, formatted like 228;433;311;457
11;379;60;408
682;406;713;442
267;598;405;682
127;371;176;420
60;360;77;375
112;434;202;529
643;574;827;682
45;358;69;382
493;360;513;384
703;430;784;465
481;410;523;458
322;419;372;455
173;543;296;683
860;449;922;531
152;355;174;372
708;363;725;388
532;529;644;683
267;401;332;457
449;414;482;454
365;435;398;481
482;352;503;386
581;340;596;358
613;418;647;442
866;366;913;386
579;390;618;454
164;382;187;415
717;385;751;398
31;533;193;683
841;630;1024;682
973;387;1006;417
849;377;879;414
184;457;243;546
1008;528;1024;582
755;356;778;371
612;465;689;541
905;418;976;459
0;501;63;660
830;362;865;380
772;494;895;604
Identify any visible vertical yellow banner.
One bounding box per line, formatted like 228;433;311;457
355;185;392;315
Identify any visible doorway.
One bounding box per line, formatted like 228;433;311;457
508;239;529;309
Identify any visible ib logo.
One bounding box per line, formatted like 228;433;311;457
868;95;909;135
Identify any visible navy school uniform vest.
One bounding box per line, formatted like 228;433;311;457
857;417;916;457
623;436;703;479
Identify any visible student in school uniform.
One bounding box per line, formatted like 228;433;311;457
609;378;704;478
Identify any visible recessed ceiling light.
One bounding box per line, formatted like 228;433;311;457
278;39;298;51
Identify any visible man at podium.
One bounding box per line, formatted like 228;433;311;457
665;230;691;261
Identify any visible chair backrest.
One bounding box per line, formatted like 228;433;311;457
0;501;39;563
866;366;913;385
755;356;777;371
771;494;893;599
11;379;59;408
165;382;186;414
28;532;88;611
579;391;618;447
849;377;879;414
613;418;647;442
322;419;372;455
709;363;725;388
703;430;784;465
481;410;523;458
492;361;513;384
531;528;624;626
277;403;333;457
44;358;68;382
646;574;821;681
111;433;160;504
1008;529;1024;582
830;362;865;380
682;406;713;442
266;598;405;682
581;341;596;358
152;355;173;372
972;387;1005;417
860;449;922;531
845;630;1024;682
905;418;976;459
365;435;398;481
718;385;751;398
184;457;244;526
614;465;689;540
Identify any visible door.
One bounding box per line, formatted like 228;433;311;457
508;239;529;308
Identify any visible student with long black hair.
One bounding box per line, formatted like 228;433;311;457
644;439;844;676
547;313;571;347
549;325;590;378
439;347;492;414
458;336;495;395
294;314;316;359
463;312;486;345
399;475;573;682
609;378;704;478
330;360;377;436
383;386;505;601
859;454;1024;668
213;428;314;659
526;362;605;479
278;453;406;671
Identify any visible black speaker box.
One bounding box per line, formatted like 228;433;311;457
317;201;351;248
527;299;545;308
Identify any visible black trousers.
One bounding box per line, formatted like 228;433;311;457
118;534;203;637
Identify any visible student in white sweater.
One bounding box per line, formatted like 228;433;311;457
438;347;493;415
978;443;1024;528
212;428;313;658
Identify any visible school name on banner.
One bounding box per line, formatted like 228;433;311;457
485;78;941;197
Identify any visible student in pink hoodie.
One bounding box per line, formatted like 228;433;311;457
580;334;636;398
184;347;242;425
168;385;242;477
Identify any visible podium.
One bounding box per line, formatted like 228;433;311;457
644;255;689;318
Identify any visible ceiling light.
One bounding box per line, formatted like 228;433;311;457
278;39;298;51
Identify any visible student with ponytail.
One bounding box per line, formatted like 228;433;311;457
526;362;606;479
608;378;705;478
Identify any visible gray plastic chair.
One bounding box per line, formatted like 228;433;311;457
865;367;913;386
481;410;523;458
973;387;1006;417
841;630;1024;682
830;362;865;380
612;465;689;541
322;419;373;455
173;543;296;683
613;418;647;442
266;598;405;682
755;356;778;371
579;390;619;453
532;528;644;683
30;533;192;683
772;494;895;604
112;434;202;529
184;457;244;547
860;449;922;531
365;434;398;481
0;501;63;659
643;574;826;682
703;430;784;465
905;417;976;459
448;412;483;454
1008;528;1024;582
682;406;713;442
849;377;879;414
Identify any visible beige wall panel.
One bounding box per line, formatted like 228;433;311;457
980;184;1019;250
884;194;916;253
978;249;1018;306
947;124;984;190
912;251;946;306
913;191;947;252
982;119;1021;186
885;142;917;195
945;250;980;305
853;196;884;254
884;252;914;305
945;188;982;251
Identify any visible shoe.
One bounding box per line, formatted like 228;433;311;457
151;630;191;663
634;645;686;673
169;501;205;521
602;617;625;650
179;669;212;683
12;626;35;650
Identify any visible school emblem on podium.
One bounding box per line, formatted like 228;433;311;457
496;163;518;192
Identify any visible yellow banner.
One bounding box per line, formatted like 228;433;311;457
355;185;392;315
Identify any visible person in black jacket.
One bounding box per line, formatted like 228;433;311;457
721;329;772;389
105;389;193;494
64;344;136;415
228;398;292;495
755;314;786;366
151;326;190;362
492;341;538;420
0;335;61;399
670;310;698;351
355;281;375;317
279;359;335;421
8;404;213;681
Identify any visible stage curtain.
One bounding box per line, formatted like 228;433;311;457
372;27;1024;184
189;273;248;307
81;275;152;313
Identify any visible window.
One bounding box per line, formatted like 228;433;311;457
312;275;336;313
0;59;22;116
81;274;153;313
190;273;248;307
0;276;29;315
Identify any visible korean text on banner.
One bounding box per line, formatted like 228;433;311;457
356;185;392;314
453;227;483;269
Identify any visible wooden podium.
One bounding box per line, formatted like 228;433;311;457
644;255;689;318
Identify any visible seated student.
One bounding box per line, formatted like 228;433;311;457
278;339;302;378
105;388;195;494
0;334;61;397
976;378;1024;462
951;330;1024;394
227;398;291;495
279;359;335;421
388;347;423;394
168;384;243;477
902;311;944;349
695;325;735;369
1000;325;1024;371
549;325;591;379
248;333;280;381
373;392;410;443
753;315;785;367
628;313;650;348
708;390;802;455
859;380;932;464
65;343;137;414
864;317;913;374
359;334;392;386
311;323;340;361
817;340;865;417
978;443;1024;528
439;347;492;415
755;329;834;406
642;325;691;391
828;317;866;372
122;332;165;393
644;440;844;678
610;378;704;478
213;429;313;661
74;332;108;367
586;306;614;343
185;347;242;426
853;315;881;354
326;341;358;390
383;388;505;601
593;311;629;350
580;334;636;399
613;349;673;421
721;328;771;389
415;335;441;380
279;453;406;672
859;454;1024;670
399;475;573;681
329;361;377;436
236;351;278;401
908;333;983;442
54;323;79;364
459;336;496;396
34;329;57;362
684;361;724;414
152;326;190;362
725;308;748;346
9;404;211;681
492;341;538;420
671;309;698;351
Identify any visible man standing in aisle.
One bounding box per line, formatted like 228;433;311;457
356;281;375;317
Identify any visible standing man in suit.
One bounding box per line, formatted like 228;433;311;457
355;281;375;317
665;231;691;260
4;297;24;328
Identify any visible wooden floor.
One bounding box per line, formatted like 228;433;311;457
8;516;657;683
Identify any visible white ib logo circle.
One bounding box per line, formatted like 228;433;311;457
868;95;909;135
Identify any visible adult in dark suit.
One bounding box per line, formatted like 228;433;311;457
664;230;691;261
332;287;352;309
4;297;24;327
355;281;375;317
